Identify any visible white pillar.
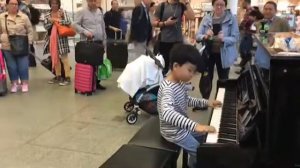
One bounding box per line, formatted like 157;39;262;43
228;0;238;15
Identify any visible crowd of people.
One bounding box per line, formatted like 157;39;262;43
0;0;294;167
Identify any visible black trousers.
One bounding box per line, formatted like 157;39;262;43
199;53;230;99
159;42;180;75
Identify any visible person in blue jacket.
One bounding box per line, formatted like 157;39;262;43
195;0;239;106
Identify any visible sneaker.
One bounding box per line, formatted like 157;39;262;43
48;76;61;84
59;77;71;86
21;83;29;93
10;84;18;93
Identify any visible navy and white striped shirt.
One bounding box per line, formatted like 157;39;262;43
157;79;208;143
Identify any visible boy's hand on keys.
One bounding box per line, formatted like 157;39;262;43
208;100;222;108
195;124;216;133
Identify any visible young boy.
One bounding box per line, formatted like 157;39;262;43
157;44;222;168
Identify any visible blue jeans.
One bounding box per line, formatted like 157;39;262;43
2;50;29;82
177;132;204;168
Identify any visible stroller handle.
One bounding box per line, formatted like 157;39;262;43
145;48;164;69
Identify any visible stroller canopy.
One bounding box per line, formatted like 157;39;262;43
117;54;164;97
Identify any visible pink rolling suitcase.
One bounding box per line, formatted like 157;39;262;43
0;50;7;96
74;63;96;96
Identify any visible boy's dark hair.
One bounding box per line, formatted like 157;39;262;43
212;0;227;6
264;1;277;11
169;44;200;70
49;0;61;9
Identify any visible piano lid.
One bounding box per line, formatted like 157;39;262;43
254;32;300;59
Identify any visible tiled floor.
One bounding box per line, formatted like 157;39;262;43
0;43;239;168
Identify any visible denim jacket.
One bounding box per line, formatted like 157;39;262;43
196;10;239;69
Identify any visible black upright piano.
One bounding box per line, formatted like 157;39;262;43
197;32;300;168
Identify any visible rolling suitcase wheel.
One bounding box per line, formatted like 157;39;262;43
126;112;138;125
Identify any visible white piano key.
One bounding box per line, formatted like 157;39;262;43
206;88;225;143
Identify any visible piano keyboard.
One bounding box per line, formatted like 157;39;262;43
206;87;238;144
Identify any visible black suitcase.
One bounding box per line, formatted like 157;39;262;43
107;32;128;69
75;41;104;66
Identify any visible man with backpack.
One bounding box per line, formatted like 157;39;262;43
129;0;152;61
153;0;194;75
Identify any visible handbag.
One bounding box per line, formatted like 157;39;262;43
199;72;212;99
197;45;210;73
5;15;29;57
54;22;76;37
40;56;68;78
98;58;112;80
40;56;52;72
54;10;76;37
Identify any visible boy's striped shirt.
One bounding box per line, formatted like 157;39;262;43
157;79;208;143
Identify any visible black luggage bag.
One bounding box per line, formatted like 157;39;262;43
107;32;128;69
75;41;104;66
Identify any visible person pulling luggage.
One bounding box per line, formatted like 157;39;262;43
73;0;107;90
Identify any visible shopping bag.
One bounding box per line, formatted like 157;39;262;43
98;58;112;80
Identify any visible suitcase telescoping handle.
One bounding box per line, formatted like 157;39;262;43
114;30;122;40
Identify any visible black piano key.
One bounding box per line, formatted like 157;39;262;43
218;133;237;140
222;111;236;116
219;127;236;134
222;113;236;118
217;138;237;144
220;123;236;128
221;118;236;124
219;125;237;132
222;107;236;111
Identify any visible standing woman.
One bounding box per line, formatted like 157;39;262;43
195;0;239;102
44;0;71;86
0;0;33;93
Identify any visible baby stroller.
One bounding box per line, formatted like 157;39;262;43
117;50;164;124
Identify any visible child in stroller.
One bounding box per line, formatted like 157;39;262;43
117;50;164;124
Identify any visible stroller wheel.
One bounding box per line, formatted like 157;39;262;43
126;113;138;124
124;102;134;112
